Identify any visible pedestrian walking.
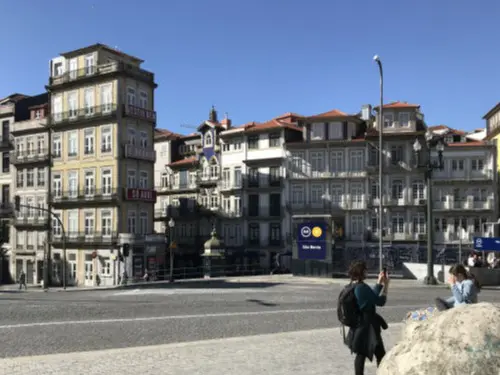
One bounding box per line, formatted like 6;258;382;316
18;270;27;290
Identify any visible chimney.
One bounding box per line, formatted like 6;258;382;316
361;104;372;121
220;112;231;129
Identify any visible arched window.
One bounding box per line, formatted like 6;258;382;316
205;133;213;147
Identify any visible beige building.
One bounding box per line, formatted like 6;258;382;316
47;44;157;286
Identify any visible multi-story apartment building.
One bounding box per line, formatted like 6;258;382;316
47;43;157;286
10;94;50;284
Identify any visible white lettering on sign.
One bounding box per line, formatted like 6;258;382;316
301;244;322;250
127;188;155;202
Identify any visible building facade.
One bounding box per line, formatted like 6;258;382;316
47;44;157;286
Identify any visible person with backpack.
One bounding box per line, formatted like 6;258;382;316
338;260;389;375
435;264;480;311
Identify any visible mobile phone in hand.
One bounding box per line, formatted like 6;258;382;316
382;267;387;277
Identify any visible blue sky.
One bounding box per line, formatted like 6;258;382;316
1;0;498;134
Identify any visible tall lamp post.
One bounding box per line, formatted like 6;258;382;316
373;55;384;272
412;131;445;285
168;218;175;282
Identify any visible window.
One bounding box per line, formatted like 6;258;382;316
269;223;281;244
140;131;148;148
269;194;281;216
84;54;95;75
248;135;259;149
53;173;62;198
204;133;213;147
101;126;112;152
371;216;379;232
2;152;9;173
328;122;343;139
370;181;379;200
84;129;95;154
139;91;148;109
452;160;464;171
53;134;61;157
36;198;44;218
127;87;136;106
84;212;95;235
84;88;95;115
269;133;280;147
16;170;23;188
53;96;63;122
127;170;136;188
330;151;344;172
100;210;112;236
351;215;364;236
399;113;410;126
413;214;426;234
84;170;95;195
37;168;45;187
127;211;137;233
68;131;78;156
222;168;230;188
234;196;241;215
311;123;324;140
139;212;148;234
160;173;168;188
269;166;280;185
331;184;343;205
101;169;112;195
391;214;404;234
310;151;325;174
248;168;259;187
16;139;24;155
222;143;230;152
471;159;484;171
68;210;78;236
383;113;394;128
26;168;34;187
68;91;77;118
52;213;62;236
68;171;78;198
311;184;324;204
391;179;403;200
101;84;112;112
291;184;305;205
139;171;148;188
390;146;403;165
26;197;34;217
350;150;364;171
69;58;77;79
128;128;136;145
248;223;260;244
248;194;259;216
234;167;242;187
233;139;242;150
350;183;363;207
368;145;378;166
26;137;34;155
412;180;425;200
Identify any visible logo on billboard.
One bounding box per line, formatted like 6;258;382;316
312;226;323;238
301;226;312;238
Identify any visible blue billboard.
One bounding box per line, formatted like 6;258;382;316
473;237;500;252
297;222;327;260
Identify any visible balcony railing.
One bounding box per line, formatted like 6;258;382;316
52;231;118;245
218;181;243;191
124;104;156;123
50;104;117;126
13;215;49;227
51;188;120;204
123;144;156;162
10;149;50;164
49;62;154;86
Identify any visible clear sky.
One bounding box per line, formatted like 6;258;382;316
1;0;498;134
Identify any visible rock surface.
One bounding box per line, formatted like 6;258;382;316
378;303;500;375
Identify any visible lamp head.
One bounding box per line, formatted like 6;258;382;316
436;141;445;152
425;130;433;142
373;55;380;62
413;139;422;152
168;218;175;228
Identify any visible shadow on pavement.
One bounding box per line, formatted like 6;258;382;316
246;299;279;307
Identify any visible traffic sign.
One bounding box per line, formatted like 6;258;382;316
473;237;500;252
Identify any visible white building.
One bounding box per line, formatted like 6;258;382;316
9;94;50;284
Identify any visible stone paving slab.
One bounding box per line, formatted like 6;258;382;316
0;324;403;375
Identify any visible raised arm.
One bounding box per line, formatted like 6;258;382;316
355;283;387;309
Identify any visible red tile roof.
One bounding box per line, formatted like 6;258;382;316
483;102;500;119
167;157;198;168
154;129;181;141
428;125;465;136
447;141;486;147
244;119;302;133
308;109;350;119
374;101;420;109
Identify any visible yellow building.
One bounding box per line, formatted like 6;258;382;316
47;44;157;286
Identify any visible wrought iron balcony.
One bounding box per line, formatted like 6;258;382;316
48;62;155;87
123;104;156;123
123;144;156;162
50;104;118;127
52;231;118;247
12;215;49;228
10;149;50;165
51;188;120;205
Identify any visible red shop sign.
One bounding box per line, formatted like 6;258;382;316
126;188;157;202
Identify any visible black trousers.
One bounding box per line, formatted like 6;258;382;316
435;297;453;311
354;344;385;375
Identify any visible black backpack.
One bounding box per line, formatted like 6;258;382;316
337;283;361;328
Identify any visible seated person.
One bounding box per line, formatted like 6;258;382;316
435;264;479;311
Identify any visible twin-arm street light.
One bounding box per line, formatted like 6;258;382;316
373;55;384;272
413;130;445;285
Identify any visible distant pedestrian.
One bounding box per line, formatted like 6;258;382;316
143;269;150;282
18;270;27;290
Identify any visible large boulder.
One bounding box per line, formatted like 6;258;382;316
378;303;500;375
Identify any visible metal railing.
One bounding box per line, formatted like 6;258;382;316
51;188;120;203
10;149;50;164
50;104;118;125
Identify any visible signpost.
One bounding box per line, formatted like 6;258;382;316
473;237;500;252
297;222;327;260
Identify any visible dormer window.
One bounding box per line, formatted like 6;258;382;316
398;113;410;127
205;133;213;147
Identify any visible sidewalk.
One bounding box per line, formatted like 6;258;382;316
0;324;404;375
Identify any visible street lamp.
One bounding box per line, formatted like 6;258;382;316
373;54;384;272
413;130;445;285
168;218;175;282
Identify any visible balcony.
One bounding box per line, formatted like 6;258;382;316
50;104;118;128
433;169;494;182
243;176;284;190
124;104;156;123
198;174;219;186
124;188;157;203
0;134;14;150
12;215;49;228
123;144;156;162
0;203;13;217
51;188;120;206
51;232;118;247
218;181;243;192
48;62;155;87
11;118;48;134
289;200;347;214
433;198;494;211
10;149;50;165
